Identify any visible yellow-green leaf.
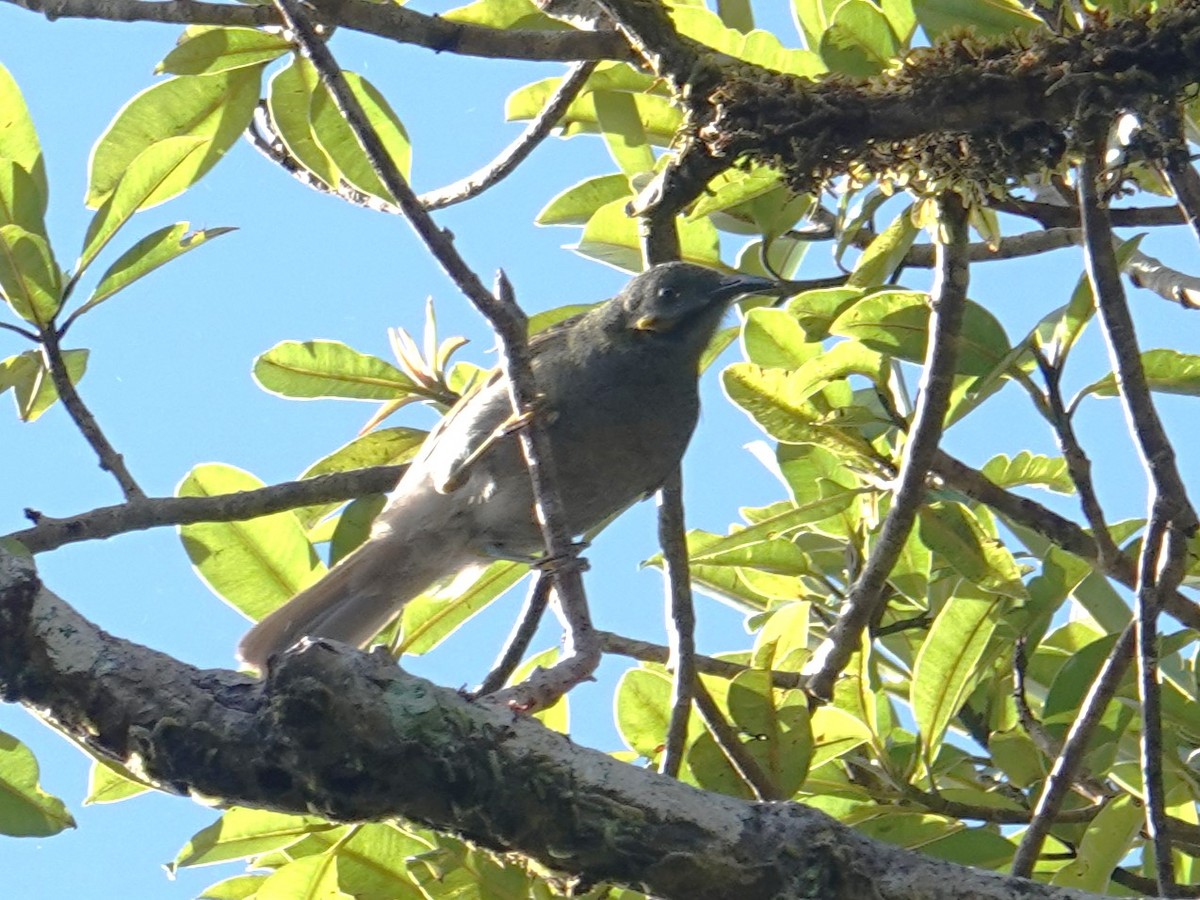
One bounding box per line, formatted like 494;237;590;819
87;67;262;208
178;463;324;620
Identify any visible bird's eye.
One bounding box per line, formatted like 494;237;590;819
657;287;676;303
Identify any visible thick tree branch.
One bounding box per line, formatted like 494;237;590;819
0;552;1104;900
807;194;969;701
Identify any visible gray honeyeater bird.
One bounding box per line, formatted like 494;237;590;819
238;262;777;670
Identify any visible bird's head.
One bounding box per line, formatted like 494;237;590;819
618;263;778;345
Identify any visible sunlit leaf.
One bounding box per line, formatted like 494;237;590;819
77;136;209;276
78;222;236;315
177;463;324;621
0;731;75;836
0;63;48;213
158;26;291;75
0;223;60;324
254;340;421;401
87;67;263;208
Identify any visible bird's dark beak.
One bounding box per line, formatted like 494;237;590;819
714;272;778;301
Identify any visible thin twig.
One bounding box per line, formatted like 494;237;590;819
269;0;599;708
1010;623;1135;877
0;321;38;340
38;327;143;500
474;571;553;696
596;630;803;688
7;466;405;553
657;469;696;779
691;678;783;801
1034;348;1120;568
807;193;970;701
418;61;597;211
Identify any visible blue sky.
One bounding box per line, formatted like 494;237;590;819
3;4;1200;897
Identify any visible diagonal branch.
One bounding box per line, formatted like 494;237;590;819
1077;139;1195;893
806;193;970;701
269;0;598;708
38;326;144;500
418;60;597;211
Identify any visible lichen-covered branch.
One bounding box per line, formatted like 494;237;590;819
0;551;1104;899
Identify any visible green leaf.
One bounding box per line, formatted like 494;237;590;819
911;588;1005;759
254;340;421;401
691;497;860;573
1050;795;1142;891
981;451;1073;495
1079;348;1200;401
257;855;347;900
594;90;655;177
172;808;335;869
819;0;901;77
396;562;527;655
536;173;631;226
78;222;236;315
177;463;324;621
0;63;48;214
917;501;1028;599
197;875;267;900
506;73;681;143
809;706;873;768
158;27;291;75
3;347;87;422
741;307;819;368
309;823;427;900
830;289;1012;377
77;136;209;277
688;166;787;223
87;67;262;208
913;0;1045;39
85;758;150;805
0;157;47;238
728;670;813;795
848;204;918;287
267;56;339;191
671;5;825;77
301;427;426;480
0;223;60;324
327;494;387;564
442;0;563;29
309;72;411;203
721;363;880;463
575;199;720;272
787;287;863;340
615;668;673;761
0;730;75;837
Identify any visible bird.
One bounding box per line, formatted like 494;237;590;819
238;262;777;670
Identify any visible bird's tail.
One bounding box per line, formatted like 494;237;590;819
237;529;474;671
